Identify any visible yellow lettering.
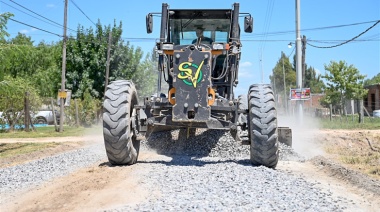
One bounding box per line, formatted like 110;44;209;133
192;60;204;88
178;62;193;79
177;61;204;88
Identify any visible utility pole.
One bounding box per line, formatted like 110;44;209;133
59;0;68;132
104;31;112;96
282;53;287;114
301;35;307;88
24;92;30;132
295;0;303;123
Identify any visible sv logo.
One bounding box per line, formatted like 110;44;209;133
178;61;204;88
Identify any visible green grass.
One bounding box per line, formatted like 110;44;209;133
0;125;102;139
0;142;60;159
319;116;380;130
341;156;361;164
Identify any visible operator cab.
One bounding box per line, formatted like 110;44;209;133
168;10;231;47
146;5;253;100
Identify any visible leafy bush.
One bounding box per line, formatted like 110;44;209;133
0;76;42;130
66;89;101;127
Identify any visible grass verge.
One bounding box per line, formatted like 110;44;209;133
324;134;380;180
0;142;60;159
0;125;101;139
319;116;380;129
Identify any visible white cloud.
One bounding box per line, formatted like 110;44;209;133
46;4;56;8
315;68;321;75
239;61;254;78
19;28;38;34
240;61;253;68
19;29;29;34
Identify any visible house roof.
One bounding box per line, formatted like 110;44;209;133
364;83;380;89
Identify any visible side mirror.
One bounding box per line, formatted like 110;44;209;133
146;13;153;34
244;15;253;33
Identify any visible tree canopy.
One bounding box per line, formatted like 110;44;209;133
269;52;296;95
0;19;156;127
0;12;13;42
269;52;325;97
364;73;380;86
321;60;367;111
65;21;155;100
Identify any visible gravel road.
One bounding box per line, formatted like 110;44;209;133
111;130;345;211
0;143;107;204
0;129;375;211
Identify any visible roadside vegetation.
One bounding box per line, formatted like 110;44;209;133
322;130;380;180
1;14;156;130
319;116;380;130
0;125;102;139
0;125;102;162
314;114;380;180
0;142;60;159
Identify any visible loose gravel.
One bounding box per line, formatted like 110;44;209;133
0;143;106;204
112;159;345;211
1;129;348;211
110;129;345;211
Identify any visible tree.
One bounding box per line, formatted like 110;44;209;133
321;60;367;114
0;12;13;42
364;73;380;86
65;21;124;99
304;65;325;93
65;20;156;100
31;42;62;97
9;32;34;45
269;52;296;98
0;35;61;97
0;76;42;129
270;52;325;98
132;50;157;99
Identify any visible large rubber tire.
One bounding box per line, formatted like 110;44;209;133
35;117;47;125
237;95;248;121
248;84;279;168
103;80;140;165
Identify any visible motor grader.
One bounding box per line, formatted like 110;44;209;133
103;3;292;168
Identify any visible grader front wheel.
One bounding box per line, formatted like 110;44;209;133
103;80;140;165
248;84;279;168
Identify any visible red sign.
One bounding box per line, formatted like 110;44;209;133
290;88;311;100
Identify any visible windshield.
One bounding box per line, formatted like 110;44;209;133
170;19;231;45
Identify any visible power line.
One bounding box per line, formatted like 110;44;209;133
1;0;77;33
118;37;379;43
243;20;380;38
308;39;379;44
7;0;77;33
8;18;62;37
242;39;379;42
258;0;276;83
307;20;380;48
1;1;56;27
259;0;275;51
69;0;96;26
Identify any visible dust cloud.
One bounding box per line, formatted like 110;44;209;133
278;114;325;159
82;124;105;146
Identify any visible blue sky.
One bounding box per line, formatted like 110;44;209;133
1;0;379;96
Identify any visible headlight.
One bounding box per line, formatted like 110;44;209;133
162;43;174;50
212;43;225;50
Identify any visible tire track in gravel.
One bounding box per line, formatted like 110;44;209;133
1;151;163;212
